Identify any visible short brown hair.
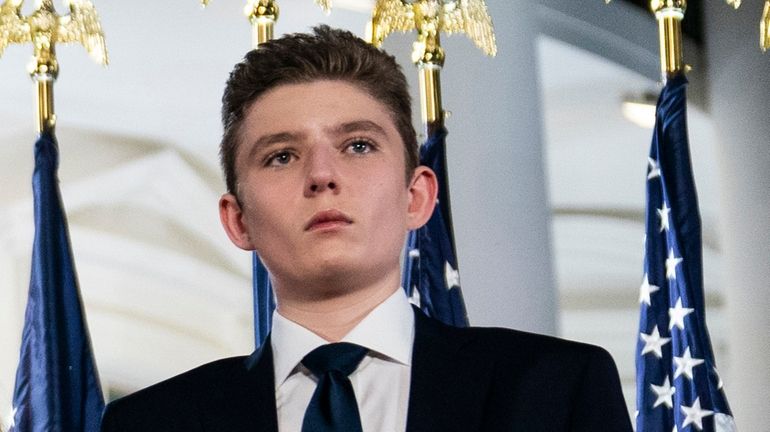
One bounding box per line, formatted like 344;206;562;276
220;25;418;196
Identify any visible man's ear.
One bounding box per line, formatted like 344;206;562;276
406;166;439;230
219;193;256;251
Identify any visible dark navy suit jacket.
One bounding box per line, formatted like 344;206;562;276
101;309;633;431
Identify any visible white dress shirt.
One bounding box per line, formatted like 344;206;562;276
271;289;415;432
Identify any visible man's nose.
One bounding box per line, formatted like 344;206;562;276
304;147;339;196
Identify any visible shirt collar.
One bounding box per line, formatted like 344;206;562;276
270;288;415;389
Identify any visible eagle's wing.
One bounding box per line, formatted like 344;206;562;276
441;0;496;56
762;0;769;52
315;0;332;14
0;0;30;58
58;0;107;65
368;0;415;47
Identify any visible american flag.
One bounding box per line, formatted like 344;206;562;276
11;132;104;432
636;74;735;432
402;127;468;327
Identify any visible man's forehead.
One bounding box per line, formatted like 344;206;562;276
245;79;389;117
242;82;397;135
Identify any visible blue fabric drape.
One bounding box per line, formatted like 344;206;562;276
11;132;105;432
402;128;468;327
252;253;274;349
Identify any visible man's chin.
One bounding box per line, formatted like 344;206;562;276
282;260;386;295
308;260;366;285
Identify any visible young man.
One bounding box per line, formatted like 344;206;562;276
101;26;632;431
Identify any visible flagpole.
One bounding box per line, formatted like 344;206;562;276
651;0;686;81
413;4;445;137
245;0;279;47
201;0;330;48
32;54;57;135
0;0;108;134
200;0;279;48
648;0;753;79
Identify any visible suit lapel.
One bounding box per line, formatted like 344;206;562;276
201;338;278;432
405;309;492;432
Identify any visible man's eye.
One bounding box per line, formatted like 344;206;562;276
266;151;294;166
347;140;374;154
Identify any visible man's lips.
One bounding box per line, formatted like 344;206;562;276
304;209;353;231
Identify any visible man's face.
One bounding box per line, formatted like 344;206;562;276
221;80;430;298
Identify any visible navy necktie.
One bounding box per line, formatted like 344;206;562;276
301;342;369;432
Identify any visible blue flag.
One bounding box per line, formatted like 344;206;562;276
10;132;105;432
252;253;274;349
402;127;468;327
636;75;735;431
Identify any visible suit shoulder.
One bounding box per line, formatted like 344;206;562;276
415;309;615;364
414;314;632;431
460;327;631;430
481;326;610;356
448;323;614;363
101;356;250;430
114;355;249;402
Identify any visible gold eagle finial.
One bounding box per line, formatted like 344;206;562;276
0;0;27;58
367;0;496;58
1;0;107;133
0;0;108;67
314;0;332;14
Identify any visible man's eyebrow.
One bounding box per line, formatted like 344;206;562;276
244;121;387;160
332;120;388;136
246;132;299;160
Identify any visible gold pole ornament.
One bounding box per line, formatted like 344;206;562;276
762;0;769;52
367;0;496;127
200;0;332;47
650;0;686;80
650;0;741;78
605;0;744;73
0;0;107;134
244;0;279;47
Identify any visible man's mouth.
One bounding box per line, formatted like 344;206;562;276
305;209;353;231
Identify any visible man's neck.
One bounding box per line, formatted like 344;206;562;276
274;276;400;342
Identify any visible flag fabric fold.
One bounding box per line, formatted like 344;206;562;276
252;253;274;349
402;127;468;327
11;132;105;432
636;74;735;432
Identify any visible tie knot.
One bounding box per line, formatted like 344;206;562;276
302;342;368;377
